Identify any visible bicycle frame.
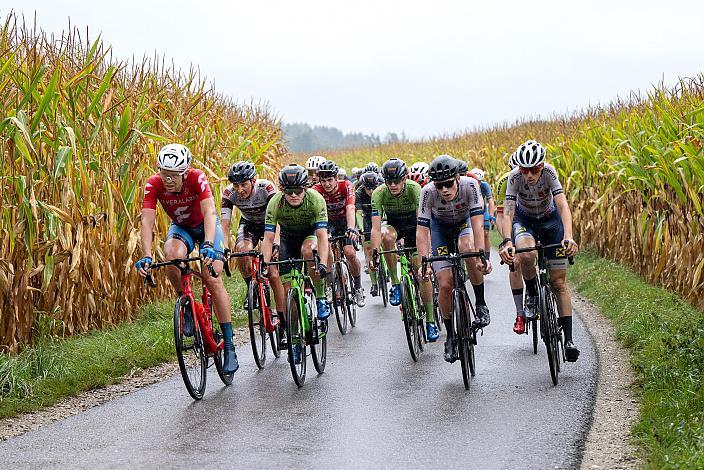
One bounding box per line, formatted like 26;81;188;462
225;250;278;333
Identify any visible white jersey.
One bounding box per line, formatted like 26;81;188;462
417;176;484;227
221;179;277;224
505;164;563;218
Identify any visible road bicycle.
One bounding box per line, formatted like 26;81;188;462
375;240;426;362
423;251;487;390
266;252;327;387
223;250;280;369
145;257;232;400
329;234;358;334
506;243;574;385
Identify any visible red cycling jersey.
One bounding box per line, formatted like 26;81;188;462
142;169;213;227
313;180;355;222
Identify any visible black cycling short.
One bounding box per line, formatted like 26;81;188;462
278;231;316;276
236;218;265;245
386;218;417;249
328;219;353;247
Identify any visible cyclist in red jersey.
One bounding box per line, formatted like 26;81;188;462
135;143;239;374
313;160;366;307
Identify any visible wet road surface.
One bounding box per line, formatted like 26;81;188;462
0;250;597;469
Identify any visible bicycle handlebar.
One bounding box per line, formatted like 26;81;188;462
144;256;218;288
330;232;361;252
422;250;488;272
500;243;575;271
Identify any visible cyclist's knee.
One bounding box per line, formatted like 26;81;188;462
550;272;568;293
164;239;188;260
457;236;474;252
236;239;252;252
437;270;453;291
343;245;356;260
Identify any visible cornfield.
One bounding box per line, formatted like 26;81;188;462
0;14;286;351
331;78;704;311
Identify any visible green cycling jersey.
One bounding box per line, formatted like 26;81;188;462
264;189;328;237
371;180;422;228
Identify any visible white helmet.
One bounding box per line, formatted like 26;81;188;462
338;168;347;176
157;144;192;173
507;151;518;170
306;155;326;171
470;168;485;181
515;140;546;168
409;162;430;176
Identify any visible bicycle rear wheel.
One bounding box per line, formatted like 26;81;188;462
540;286;560;385
332;261;348;335
247;280;267;369
308;288;327;374
174;299;207;400
286;288;307;387
453;289;471;390
401;277;421;362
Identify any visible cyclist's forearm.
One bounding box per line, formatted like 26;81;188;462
346;205;356;230
201;199;218;243
140;209;156;257
370;216;382;252
502;201;516;244
262;231;275;264
221;219;231;250
470;215;484;248
555;196;574;240
416;226;431;258
315;228;330;266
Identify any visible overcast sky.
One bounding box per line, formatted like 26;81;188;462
3;1;703;139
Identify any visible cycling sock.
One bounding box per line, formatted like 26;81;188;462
313;276;326;299
472;282;486;306
512;288;524;315
220;322;234;348
354;275;361;289
558;316;573;343
370;271;378;283
525;277;538;297
389;265;400;285
444;318;454;337
424;302;434;322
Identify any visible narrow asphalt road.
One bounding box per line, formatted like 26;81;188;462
0;250;597;469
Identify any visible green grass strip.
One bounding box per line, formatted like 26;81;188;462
567;250;704;468
0;276;248;419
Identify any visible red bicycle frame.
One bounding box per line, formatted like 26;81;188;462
226;250;278;333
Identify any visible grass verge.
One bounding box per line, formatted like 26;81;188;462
490;230;703;467
0;275;248;419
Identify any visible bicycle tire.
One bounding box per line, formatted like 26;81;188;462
174;299;207;400
379;257;389;307
213;309;234;386
332;261;348;335
345;263;357;327
286;288;307;387
269;326;281;358
247;280;267;369
309;288;327;374
454;289;471;390
547;288;563;373
401;277;421;362
464;291;477;377
540;286;560;386
413;277;426;351
431;271;442;331
531;317;538;355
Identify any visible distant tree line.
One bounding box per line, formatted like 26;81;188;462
283;123;406;152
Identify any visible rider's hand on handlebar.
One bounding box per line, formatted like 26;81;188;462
563;238;578;257
346;227;359;244
200;241;218;266
316;263;329;278
135;256;152;277
418;262;432;280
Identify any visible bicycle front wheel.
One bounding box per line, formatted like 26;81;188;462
401;277;421;362
540;286;560;385
453;289;471;390
286;288;307;387
345;264;357;328
332;261;349;335
247;280;267;369
174;299;207;400
308;288;327;374
379;257;389;307
431;271;442;331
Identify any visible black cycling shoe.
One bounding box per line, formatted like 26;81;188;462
223;344;240;374
444;337;457;363
565;340;580;362
524;295;539;320
370;284;379;297
183;307;194;337
278;325;288;349
473;304;491;328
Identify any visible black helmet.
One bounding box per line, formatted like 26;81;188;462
364;162;380;174
381;158;407;181
360;171;383;190
456;159;468;175
317;160;339;178
278;164;308;188
428;155;459;181
227;161;257;183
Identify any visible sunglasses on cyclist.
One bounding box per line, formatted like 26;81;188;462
283;187;305;195
385;178;404;185
434;179;456;190
519;164;543;175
